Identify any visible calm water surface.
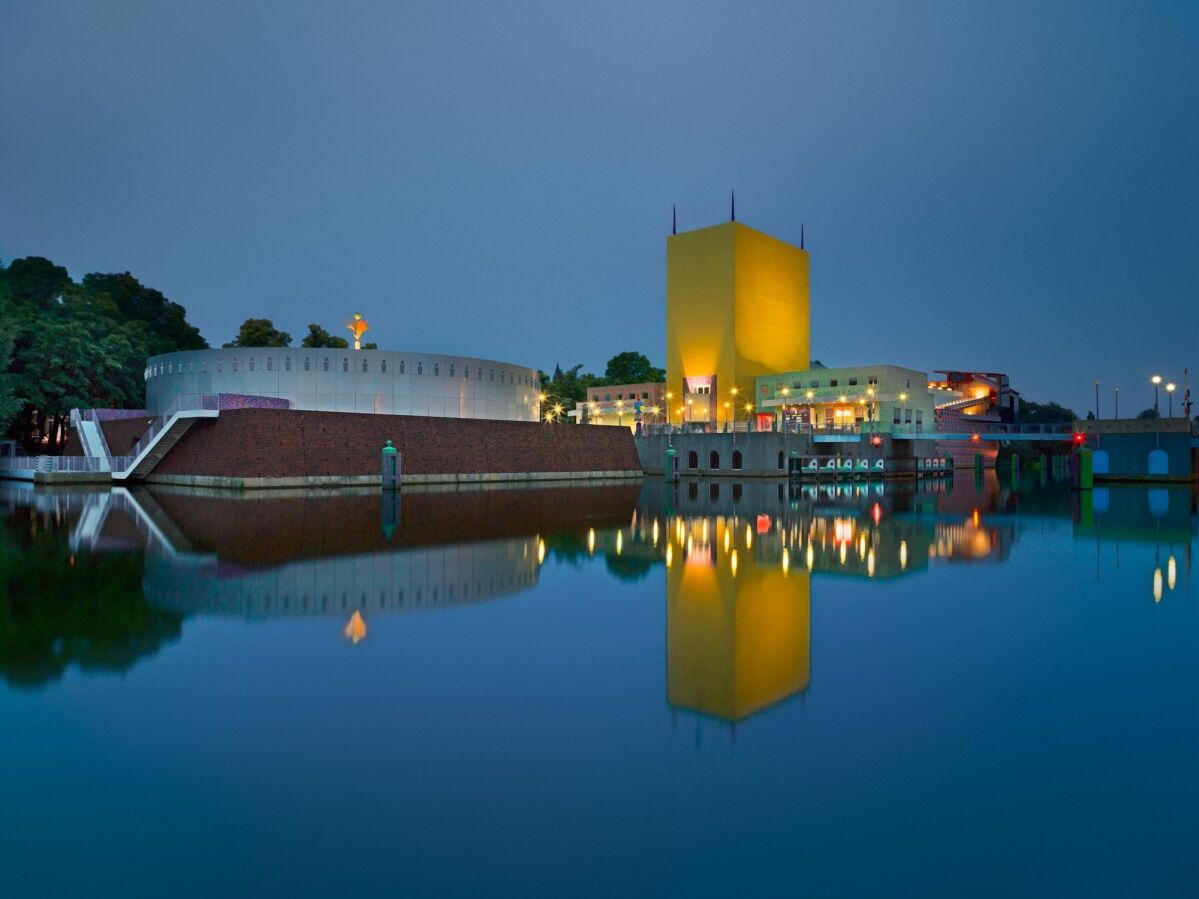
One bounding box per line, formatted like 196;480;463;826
1;475;1196;897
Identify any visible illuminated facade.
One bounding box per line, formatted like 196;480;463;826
145;348;540;421
666;222;809;428
569;381;667;428
756;364;936;432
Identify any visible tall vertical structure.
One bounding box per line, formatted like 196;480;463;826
666;221;809;427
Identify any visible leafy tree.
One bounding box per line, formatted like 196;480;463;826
1018;399;1078;424
1136;407;1159;419
604;350;665;384
300;323;349;348
82;272;206;356
224;318;291;348
1;257;207;450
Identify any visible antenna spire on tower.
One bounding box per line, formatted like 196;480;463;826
672;204;677;235
730;190;736;222
801;223;805;250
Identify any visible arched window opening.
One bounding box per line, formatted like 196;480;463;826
732;450;743;470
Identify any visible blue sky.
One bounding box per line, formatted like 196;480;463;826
2;1;1196;414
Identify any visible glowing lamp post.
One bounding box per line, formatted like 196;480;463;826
1151;375;1162;415
1166;382;1176;418
346;312;370;350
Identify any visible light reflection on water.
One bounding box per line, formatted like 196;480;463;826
0;473;1196;895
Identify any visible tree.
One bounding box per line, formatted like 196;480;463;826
1136;407;1159;419
300;323;349;348
3;256;70;310
1019;399;1078;424
0;318;22;434
604;351;665;385
224;318;291;348
82;272;206;356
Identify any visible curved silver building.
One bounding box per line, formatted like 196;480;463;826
144;348;540;420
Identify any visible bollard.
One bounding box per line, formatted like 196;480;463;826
381;440;401;490
973;452;983;473
381;490;400;539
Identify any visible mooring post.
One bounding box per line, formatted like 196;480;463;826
381;439;401;490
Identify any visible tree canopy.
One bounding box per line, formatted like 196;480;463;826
537;351;665;417
1018;399;1078;424
224;318;292;348
300;323;349;348
0;256;208;451
604;351;665;384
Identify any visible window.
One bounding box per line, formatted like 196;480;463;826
905;409;913;424
249;358;256;371
604;394;611;401
732;450;743;470
709;483;720;501
342;358;349;372
642;392;648;399
189;362;194;373
478;368;482;380
417;362;423;375
217;360;222;373
709;450;720;469
490;369;494;381
399;361;405;373
464;365;470;379
362;358;368;372
848;378;857;386
304;358;310;371
323;358;330;372
868;376;878;386
688;482;698;500
893;408;902;425
381;360;387;374
829;379;838;387
616;394;623;400
201;361;208;373
450;364;455;377
266;358;272;371
433;363;439;376
810;380;820;388
778;450;785;469
915;410;923;423
687;450;698;469
232;359;238;372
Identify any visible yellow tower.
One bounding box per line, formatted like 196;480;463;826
666;221;809;427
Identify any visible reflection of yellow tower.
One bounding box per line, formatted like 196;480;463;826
666;222;809;427
666;520;810;721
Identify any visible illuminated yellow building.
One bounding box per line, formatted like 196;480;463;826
666;518;810;721
666;221;809;428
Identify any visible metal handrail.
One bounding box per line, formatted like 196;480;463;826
112;393;220;473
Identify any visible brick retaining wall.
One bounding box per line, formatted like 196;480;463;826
150;408;642;481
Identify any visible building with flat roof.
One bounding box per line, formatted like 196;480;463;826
666;221;809;428
145;347;540;421
756;364;937;433
569;381;667;427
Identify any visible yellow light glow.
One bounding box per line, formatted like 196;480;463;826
587;527;595;553
806;390;814;399
723;527;731;554
1167;555;1177;590
1151;375;1162;385
899;540;908;570
537;539;547;564
665;543;674;568
1153;567;1163;602
839;542;848;565
745;524;753;549
858;533;867;559
806;542;815;570
1166;382;1176;393
782;547;790;574
899;392;908;402
343;610;367;644
616;530;623;555
730;549;739;577
867;548;876;578
702;519;710;544
652;520;660;545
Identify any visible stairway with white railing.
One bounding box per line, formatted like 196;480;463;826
109;394;220;481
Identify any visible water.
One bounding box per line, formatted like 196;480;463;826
1;475;1196;897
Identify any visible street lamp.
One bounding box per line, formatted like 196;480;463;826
538;392;547;421
744;402;754;428
1114;387;1119;420
1166;382;1176;418
1151;375;1162;415
1093;380;1099;420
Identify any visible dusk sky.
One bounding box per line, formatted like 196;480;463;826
3;1;1196;414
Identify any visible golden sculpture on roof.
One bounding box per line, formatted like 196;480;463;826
346;312;370;350
344;610;367;644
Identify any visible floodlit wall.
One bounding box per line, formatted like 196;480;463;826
145;348;540;422
666;222;809;427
